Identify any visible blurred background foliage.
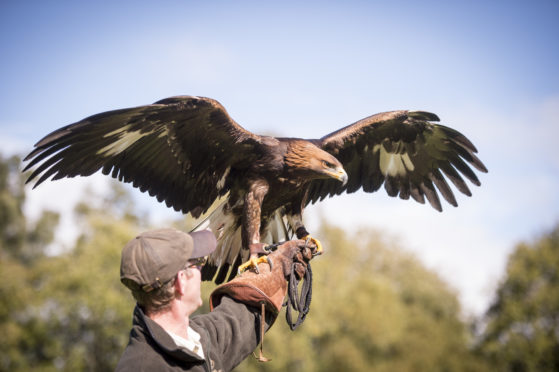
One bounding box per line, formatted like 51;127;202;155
1;153;558;371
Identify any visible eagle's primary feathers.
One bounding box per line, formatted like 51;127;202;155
24;96;487;283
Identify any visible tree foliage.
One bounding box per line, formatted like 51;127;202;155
1;154;60;371
0;154;59;263
236;224;489;372
477;224;559;372
0;154;138;371
28;211;137;371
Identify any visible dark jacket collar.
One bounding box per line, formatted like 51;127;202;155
132;305;205;363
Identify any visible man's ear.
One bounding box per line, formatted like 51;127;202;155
175;272;186;295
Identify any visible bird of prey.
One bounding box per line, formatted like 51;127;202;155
24;95;487;283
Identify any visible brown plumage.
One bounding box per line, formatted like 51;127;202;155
23;95;487;283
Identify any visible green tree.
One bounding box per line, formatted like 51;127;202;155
477;224;559;372
0;154;60;371
26;201;138;371
0;154;59;263
236;223;489;372
0;152;139;371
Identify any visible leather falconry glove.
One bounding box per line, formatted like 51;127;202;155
209;239;317;362
209;239;316;316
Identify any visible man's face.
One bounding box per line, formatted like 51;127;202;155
180;262;203;315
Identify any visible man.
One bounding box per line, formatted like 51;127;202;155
116;227;315;371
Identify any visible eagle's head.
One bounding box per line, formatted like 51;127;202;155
285;140;348;185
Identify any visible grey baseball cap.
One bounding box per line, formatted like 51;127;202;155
120;228;216;292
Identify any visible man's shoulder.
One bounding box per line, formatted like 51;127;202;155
116;337;159;371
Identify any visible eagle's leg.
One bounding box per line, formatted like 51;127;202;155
289;214;323;255
238;179;271;275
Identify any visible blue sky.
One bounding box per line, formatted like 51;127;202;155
1;0;558;315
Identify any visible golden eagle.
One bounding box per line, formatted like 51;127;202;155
24;96;487;283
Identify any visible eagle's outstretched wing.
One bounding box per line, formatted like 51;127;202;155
24;96;263;217
306;111;487;211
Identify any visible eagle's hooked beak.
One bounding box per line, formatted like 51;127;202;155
331;168;348;186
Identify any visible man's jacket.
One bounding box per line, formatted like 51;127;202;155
116;296;272;372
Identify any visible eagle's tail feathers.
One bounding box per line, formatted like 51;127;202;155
197;206;292;283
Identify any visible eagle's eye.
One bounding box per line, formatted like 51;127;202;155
322;160;334;169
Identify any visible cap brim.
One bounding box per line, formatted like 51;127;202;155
190;230;217;258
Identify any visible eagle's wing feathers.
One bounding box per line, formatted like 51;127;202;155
24;96;262;217
307;110;487;211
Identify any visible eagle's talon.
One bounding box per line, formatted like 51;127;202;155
237;255;271;275
256;255;270;266
302;235;323;256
